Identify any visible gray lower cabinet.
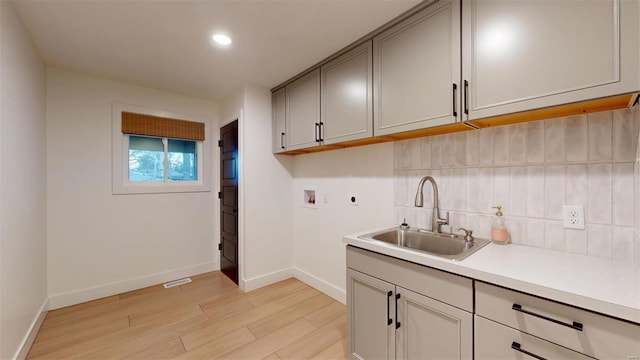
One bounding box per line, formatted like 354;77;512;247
395;286;472;360
346;246;640;360
346;246;473;360
474;316;593;360
475;281;640;359
347;269;395;360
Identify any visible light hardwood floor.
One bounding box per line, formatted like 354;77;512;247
27;272;347;359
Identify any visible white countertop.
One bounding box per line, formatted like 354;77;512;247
344;227;640;324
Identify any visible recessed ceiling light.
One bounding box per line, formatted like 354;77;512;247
212;34;232;46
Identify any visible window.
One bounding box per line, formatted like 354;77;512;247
112;103;211;194
128;136;198;182
129;136;165;182
168;138;198;181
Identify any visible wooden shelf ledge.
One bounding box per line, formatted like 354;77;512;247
277;92;639;156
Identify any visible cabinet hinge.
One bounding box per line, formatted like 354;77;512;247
218;243;222;251
218;191;222;199
218;140;223;147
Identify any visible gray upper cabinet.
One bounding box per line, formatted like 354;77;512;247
272;87;286;153
321;41;373;145
461;0;640;121
373;0;461;136
286;69;321;151
273;0;640;153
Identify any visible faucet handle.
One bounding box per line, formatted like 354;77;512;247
456;227;474;242
399;218;410;230
437;211;449;225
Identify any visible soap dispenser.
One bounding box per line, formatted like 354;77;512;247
491;206;509;245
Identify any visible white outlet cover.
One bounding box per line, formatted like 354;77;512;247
563;205;585;229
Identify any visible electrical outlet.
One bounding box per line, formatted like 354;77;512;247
563;205;585;229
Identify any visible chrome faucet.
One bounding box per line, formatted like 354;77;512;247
414;176;449;233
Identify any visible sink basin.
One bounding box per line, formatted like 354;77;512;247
358;228;490;261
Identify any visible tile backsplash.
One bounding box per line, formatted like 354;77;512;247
393;106;640;263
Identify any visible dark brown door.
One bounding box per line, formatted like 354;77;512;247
219;120;239;284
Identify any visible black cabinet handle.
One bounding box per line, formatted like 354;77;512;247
387;291;393;326
280;132;285;149
319;121;325;142
395;293;401;329
511;342;547;360
452;83;458;117
463;80;469;115
512;304;583;331
314;123;320;142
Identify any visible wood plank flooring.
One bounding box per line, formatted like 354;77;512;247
27;272;347;359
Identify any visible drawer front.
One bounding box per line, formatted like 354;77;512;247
475;315;592;360
476;282;640;359
346;246;473;312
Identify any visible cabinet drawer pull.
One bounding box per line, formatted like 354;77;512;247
452;83;458;117
463;80;469;115
315;123;320;142
281;132;285;149
511;342;547;360
395;293;401;329
387;291;393;326
512;304;583;331
319;121;325;142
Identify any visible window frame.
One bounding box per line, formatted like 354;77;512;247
112;103;211;195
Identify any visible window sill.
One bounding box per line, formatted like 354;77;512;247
113;181;211;195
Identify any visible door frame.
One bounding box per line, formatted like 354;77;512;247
218;111;245;290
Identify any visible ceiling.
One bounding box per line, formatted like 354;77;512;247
12;0;422;102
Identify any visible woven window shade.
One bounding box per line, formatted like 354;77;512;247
122;111;205;141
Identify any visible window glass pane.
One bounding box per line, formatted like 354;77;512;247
128;136;164;182
168;139;197;181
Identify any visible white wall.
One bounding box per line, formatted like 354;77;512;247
46;68;218;308
635;118;640;264
292;143;394;303
0;2;48;359
220;85;294;291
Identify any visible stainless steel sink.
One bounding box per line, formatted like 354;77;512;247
358;228;490;261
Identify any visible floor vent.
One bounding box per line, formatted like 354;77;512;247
163;277;192;288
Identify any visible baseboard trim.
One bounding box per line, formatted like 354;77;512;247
14;297;49;360
242;267;294;292
48;261;217;310
293;267;346;304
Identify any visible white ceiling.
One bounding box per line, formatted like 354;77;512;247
12;0;422;101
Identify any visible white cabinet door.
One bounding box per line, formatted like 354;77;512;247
396;287;473;360
373;0;461;136
286;69;320;150
321;41;373;145
462;0;640;121
272;88;286;153
347;269;396;360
